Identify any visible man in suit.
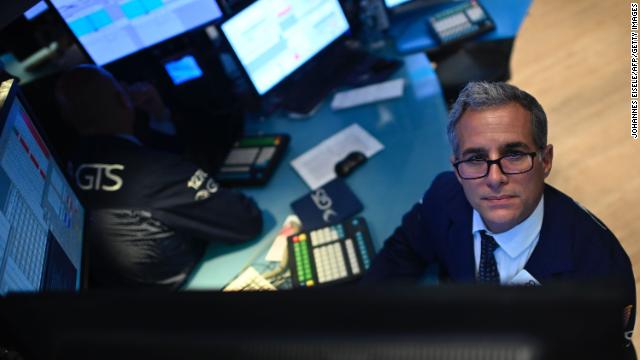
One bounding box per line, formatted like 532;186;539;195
363;82;635;342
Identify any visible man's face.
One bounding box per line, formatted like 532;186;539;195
450;103;553;233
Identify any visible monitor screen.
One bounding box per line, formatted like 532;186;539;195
48;0;224;66
384;0;449;12
384;0;413;8
164;54;204;85
24;1;49;21
221;0;350;95
0;80;85;295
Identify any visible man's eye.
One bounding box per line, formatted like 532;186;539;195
505;152;526;159
464;155;485;162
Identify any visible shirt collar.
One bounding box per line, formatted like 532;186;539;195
472;196;544;258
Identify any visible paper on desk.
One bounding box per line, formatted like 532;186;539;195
290;124;384;189
330;78;405;110
265;215;302;262
223;266;276;291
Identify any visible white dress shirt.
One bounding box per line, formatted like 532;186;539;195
472;196;544;284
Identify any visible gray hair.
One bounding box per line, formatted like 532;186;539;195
447;82;548;156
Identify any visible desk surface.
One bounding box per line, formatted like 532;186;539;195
186;53;452;289
388;0;532;54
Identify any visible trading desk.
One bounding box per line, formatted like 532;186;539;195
186;52;452;289
388;0;532;54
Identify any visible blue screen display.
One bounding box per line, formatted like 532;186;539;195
384;0;413;7
0;88;85;294
164;55;203;85
24;1;49;20
49;0;223;65
221;0;350;95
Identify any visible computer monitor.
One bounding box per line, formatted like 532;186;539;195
24;1;49;21
47;0;224;66
384;0;453;15
163;54;204;85
385;0;413;8
0;1;54;61
0;284;626;359
0;78;85;295
220;0;350;96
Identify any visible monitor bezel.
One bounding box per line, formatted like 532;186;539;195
44;0;225;66
0;283;627;359
384;0;454;16
384;0;413;10
0;78;89;294
218;0;352;99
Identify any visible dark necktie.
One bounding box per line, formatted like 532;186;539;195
478;230;500;283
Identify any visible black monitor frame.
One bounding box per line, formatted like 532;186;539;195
0;78;89;295
384;0;456;16
0;283;627;359
0;6;56;62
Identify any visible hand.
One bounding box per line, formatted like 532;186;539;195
125;82;170;121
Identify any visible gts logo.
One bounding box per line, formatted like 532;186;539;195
310;188;337;223
76;163;124;191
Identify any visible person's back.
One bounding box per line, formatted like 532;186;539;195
56;65;262;288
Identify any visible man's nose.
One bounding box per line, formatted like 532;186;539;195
486;162;508;189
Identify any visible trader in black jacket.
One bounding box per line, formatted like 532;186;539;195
363;82;635;345
55;65;262;289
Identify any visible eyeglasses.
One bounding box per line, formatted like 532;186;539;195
453;151;539;180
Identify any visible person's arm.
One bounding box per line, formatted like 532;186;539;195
573;209;636;352
144;157;262;244
125;81;187;154
125;81;176;135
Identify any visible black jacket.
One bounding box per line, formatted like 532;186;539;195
69;135;262;288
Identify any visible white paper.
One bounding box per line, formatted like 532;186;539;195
331;78;405;110
290;124;384;189
223;267;276;291
265;215;302;262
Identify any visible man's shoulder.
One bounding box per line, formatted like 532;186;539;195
424;171;465;201
431;171;458;187
418;171;469;217
544;185;610;229
544;184;615;238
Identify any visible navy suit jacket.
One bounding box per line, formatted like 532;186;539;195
364;171;635;330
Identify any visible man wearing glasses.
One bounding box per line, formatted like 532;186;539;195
363;82;635;338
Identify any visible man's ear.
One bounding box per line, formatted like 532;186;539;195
542;144;553;178
450;154;462;183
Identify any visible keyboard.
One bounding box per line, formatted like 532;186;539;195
216;134;289;186
288;217;375;288
427;1;495;46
